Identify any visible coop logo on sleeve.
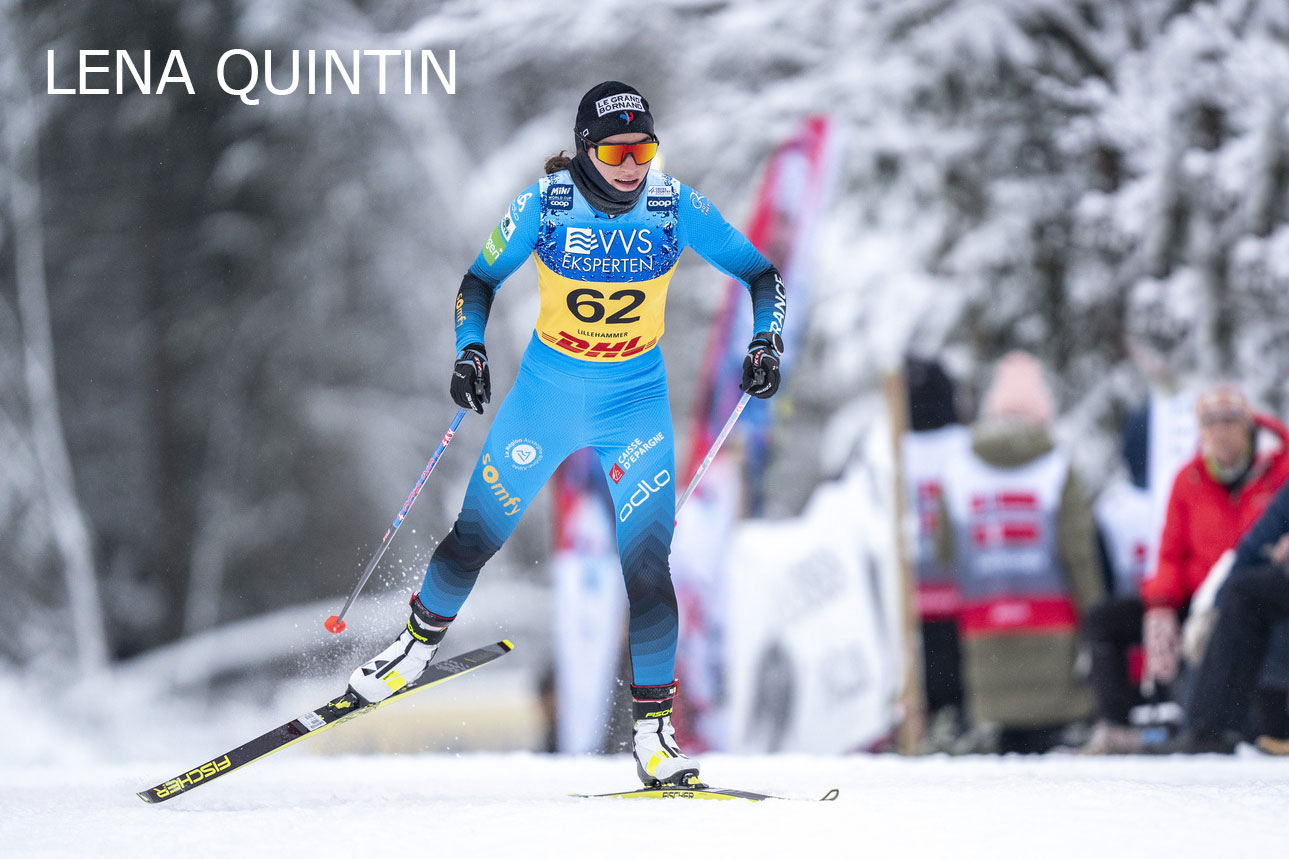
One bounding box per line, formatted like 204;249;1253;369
505;438;543;470
595;92;645;117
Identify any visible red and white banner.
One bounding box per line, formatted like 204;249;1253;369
683;114;839;494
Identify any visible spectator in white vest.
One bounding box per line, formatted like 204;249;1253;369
902;356;971;749
936;351;1105;753
1079;409;1161;754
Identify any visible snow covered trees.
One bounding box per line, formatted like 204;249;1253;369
5;0;1289;667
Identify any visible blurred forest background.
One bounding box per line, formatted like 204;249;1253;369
4;0;1289;677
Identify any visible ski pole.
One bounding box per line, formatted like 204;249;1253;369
325;408;468;634
675;391;752;518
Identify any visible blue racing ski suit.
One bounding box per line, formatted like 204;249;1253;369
419;168;785;686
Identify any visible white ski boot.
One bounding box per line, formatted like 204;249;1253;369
631;682;700;787
347;595;453;704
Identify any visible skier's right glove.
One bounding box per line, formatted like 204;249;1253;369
450;343;490;414
740;331;783;399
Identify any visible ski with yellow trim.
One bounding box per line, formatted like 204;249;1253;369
575;774;839;802
137;639;514;804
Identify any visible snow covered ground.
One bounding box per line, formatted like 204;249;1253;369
3;604;1285;858
3;601;1286;858
6;750;1289;858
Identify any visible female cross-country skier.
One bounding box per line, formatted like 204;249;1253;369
348;81;786;787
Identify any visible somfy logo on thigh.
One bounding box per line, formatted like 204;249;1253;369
480;454;522;516
505;438;543;470
618;469;671;522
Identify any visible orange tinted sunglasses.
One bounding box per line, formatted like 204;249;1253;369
589;139;659;166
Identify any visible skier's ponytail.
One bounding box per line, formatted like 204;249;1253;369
544;151;572;174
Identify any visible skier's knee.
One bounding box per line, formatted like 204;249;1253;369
437;520;497;573
625;561;677;614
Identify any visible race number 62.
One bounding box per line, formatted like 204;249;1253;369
566;288;646;324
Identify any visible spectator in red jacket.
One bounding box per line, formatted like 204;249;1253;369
1156;479;1289;753
1080;383;1289;753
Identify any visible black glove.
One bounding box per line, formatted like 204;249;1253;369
450;343;491;414
740;331;783;399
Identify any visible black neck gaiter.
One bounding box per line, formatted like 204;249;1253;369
569;150;644;216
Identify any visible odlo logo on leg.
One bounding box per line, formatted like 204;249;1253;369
618;469;671;522
481;454;522;516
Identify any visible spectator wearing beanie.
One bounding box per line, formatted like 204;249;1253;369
901;356;971;747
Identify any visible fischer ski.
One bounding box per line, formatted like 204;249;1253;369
138;639;514;804
575;775;839;802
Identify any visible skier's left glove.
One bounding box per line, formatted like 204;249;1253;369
450;343;491;414
740;331;783;399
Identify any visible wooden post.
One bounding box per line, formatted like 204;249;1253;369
884;369;925;755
